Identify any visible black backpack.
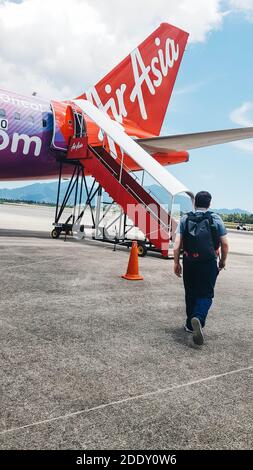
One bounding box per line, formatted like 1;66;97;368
183;211;220;260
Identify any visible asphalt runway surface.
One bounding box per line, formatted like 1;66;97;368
0;204;252;449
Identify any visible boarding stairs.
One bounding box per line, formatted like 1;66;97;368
51;99;193;256
72;144;174;257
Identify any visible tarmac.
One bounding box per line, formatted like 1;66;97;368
0;204;252;450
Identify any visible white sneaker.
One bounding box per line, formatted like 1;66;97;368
191;317;204;345
184;325;193;333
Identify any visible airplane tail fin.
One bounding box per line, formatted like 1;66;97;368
77;23;189;136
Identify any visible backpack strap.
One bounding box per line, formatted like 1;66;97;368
183;211;197;255
184;212;193;245
205;212;220;250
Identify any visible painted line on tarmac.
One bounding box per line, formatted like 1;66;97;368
0;365;252;435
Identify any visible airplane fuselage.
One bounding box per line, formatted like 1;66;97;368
0;89;61;180
0;88;189;181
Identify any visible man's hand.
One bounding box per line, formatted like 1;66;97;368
219;235;229;271
174;262;182;278
218;259;226;271
173;233;183;278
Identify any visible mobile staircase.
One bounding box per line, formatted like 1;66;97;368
51;100;193;257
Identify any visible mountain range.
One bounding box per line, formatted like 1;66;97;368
0;181;250;214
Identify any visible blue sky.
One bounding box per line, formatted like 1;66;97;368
164;11;253;211
0;1;253;211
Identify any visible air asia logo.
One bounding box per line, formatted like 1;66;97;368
0;130;42;156
86;36;179;124
71;141;84;151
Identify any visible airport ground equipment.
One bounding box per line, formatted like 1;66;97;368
122;241;144;280
51;100;194;257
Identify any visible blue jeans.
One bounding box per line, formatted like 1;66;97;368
183;257;219;329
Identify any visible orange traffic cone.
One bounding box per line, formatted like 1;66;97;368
122;241;144;281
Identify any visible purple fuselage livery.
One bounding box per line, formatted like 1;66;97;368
0;89;66;180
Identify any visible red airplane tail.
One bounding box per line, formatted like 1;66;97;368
77;23;189;137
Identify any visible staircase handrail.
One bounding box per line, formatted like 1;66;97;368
89;145;169;234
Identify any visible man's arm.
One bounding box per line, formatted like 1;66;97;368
173;233;183;277
219;235;229;270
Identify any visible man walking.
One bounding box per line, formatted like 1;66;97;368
173;191;229;345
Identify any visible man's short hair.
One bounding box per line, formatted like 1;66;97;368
195;191;212;208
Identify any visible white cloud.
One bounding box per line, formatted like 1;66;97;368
0;0;225;99
230;102;253;127
232;140;253;152
2;0;253;101
230;102;253;153
228;0;253;11
227;1;253;20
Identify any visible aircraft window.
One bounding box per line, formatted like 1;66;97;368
28;116;35;125
0;109;6;118
14;112;21;120
42;118;47;128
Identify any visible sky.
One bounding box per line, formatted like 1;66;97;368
0;0;253;210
